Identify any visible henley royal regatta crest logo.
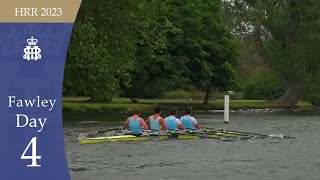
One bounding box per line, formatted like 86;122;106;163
23;36;42;61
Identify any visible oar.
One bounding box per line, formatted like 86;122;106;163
218;128;285;139
97;128;153;135
168;129;252;139
196;133;235;141
175;129;253;140
153;130;235;141
96;127;122;134
204;128;267;137
200;128;257;139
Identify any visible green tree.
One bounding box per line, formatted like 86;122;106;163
64;0;136;102
125;0;191;98
65;0;240;103
168;0;239;104
128;0;239;103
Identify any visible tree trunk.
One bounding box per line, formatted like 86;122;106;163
273;77;300;106
203;87;211;104
265;0;300;107
285;0;298;50
254;6;273;69
274;0;300;106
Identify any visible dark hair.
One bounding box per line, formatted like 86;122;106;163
171;107;178;115
185;107;192;115
133;109;140;115
154;105;163;114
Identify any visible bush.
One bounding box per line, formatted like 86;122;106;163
309;93;320;106
162;91;190;99
245;72;285;100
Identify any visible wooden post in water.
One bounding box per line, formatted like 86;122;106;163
224;95;229;123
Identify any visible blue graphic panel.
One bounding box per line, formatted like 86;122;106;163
0;23;73;180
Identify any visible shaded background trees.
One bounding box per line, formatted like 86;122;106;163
64;0;137;102
64;0;319;106
222;0;320;106
64;0;238;103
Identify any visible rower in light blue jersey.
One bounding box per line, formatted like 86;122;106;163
146;106;167;131
164;107;184;131
180;107;200;130
123;109;148;135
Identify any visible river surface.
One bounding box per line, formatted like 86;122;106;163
64;109;320;180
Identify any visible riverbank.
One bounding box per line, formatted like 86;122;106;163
62;97;313;112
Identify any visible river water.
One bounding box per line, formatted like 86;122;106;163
64;109;320;180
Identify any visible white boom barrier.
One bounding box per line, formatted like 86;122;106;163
224;95;229;123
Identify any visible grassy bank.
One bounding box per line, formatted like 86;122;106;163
62;97;312;112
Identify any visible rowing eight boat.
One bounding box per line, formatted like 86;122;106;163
77;129;275;145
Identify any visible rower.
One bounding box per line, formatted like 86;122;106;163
180;107;200;130
146;105;167;132
164;107;184;131
123;109;148;136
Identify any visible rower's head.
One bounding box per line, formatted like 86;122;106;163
133;109;140;116
171;107;178;116
154;105;163;114
185;107;192;115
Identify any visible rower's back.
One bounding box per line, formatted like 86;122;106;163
149;116;161;131
129;116;143;134
164;107;184;130
180;107;200;130
146;105;167;131
123;109;148;135
180;115;194;129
